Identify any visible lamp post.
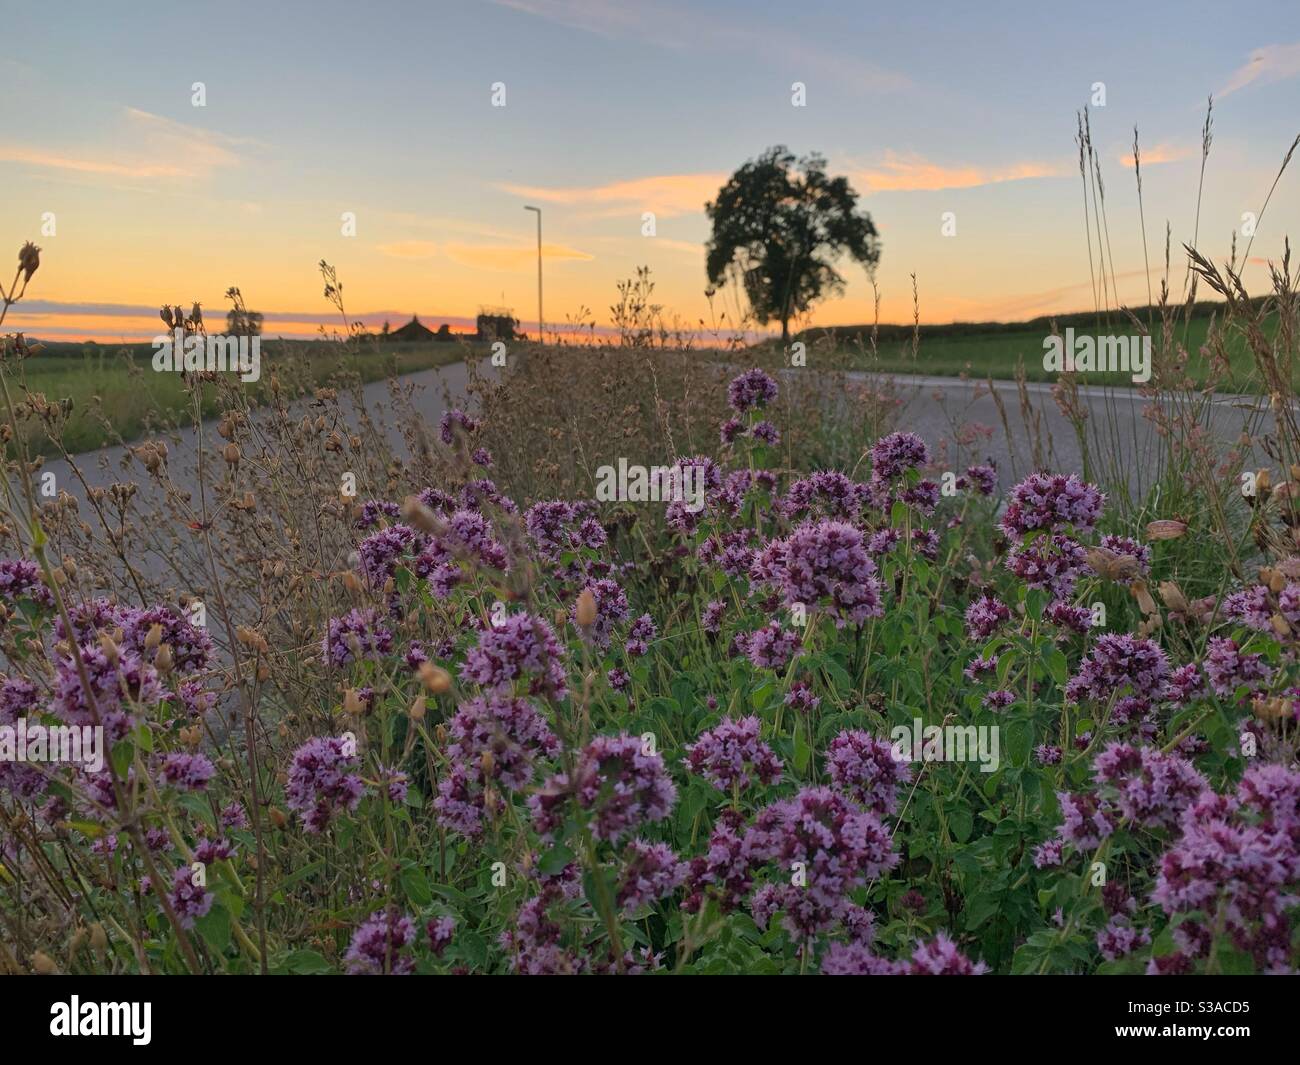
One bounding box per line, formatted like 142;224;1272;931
523;205;543;346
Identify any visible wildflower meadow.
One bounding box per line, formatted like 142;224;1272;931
2;6;1299;1041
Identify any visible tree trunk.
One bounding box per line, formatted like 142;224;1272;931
781;317;790;344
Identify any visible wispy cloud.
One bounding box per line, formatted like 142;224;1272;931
490;0;909;93
1220;41;1300;96
1119;141;1193;168
376;240;439;259
853;151;1064;193
443;241;594;270
497;172;725;218
0;107;246;180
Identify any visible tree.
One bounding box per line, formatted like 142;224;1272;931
705;146;880;343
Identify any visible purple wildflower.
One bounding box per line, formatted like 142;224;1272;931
286;736;365;833
825;730;911;815
684;716;783;792
345;910;416;975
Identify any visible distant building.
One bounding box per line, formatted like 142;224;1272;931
387;315;436;342
476;306;518;342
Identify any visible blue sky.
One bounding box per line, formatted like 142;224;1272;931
2;0;1298;339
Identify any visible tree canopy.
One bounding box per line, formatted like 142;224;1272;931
705;146;880;342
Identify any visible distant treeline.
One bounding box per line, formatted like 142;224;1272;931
795;296;1271;346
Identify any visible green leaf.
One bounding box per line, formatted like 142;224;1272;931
400;866;433;907
538;843;574;877
948;806;973;843
280;949;334;974
195;903;231;953
965;891;1000;929
1045;647;1068;685
792;726;811;772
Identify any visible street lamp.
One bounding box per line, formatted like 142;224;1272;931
523;205;543;345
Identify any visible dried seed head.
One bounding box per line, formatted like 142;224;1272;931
1157;580;1189;613
223;443;241;467
98;632;120;665
1252;695;1291;722
154;644;174;673
31;951;57;975
144;622;164;650
343;687;366;715
1145;519;1188;541
18;242;40;283
408;695;426;722
575;587;597;627
1085;546;1139;583
269;808;288;829
89;923;107;953
400;495;442;534
418;661;452;694
1131;581;1157;615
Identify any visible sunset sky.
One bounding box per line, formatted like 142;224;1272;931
2;0;1299;342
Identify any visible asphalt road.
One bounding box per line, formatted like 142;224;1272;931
15;360;1276;534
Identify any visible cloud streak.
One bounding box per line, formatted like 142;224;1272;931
853;151;1065;193
1119;141;1194;168
0;107;246;180
1220;41;1300;96
497;172;725;218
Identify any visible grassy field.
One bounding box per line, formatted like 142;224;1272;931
4;338;478;456
4;300;1287;459
793;307;1287;391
